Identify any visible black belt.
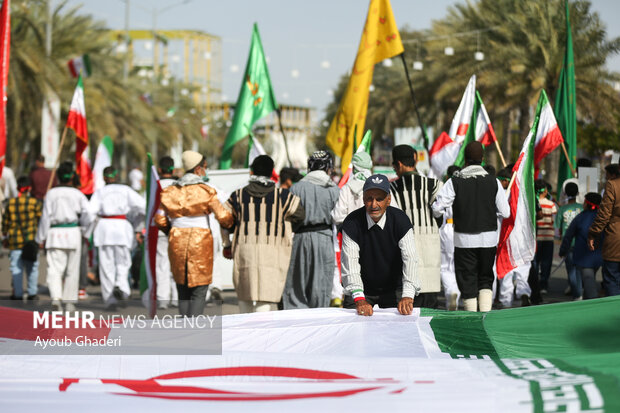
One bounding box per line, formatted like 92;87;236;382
296;223;331;234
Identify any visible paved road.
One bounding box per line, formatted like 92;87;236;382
0;242;585;316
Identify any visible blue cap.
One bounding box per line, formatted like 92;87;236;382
363;174;390;194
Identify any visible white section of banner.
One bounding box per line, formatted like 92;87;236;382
0;309;533;412
41;90;60;169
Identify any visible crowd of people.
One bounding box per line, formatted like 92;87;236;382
1;145;619;316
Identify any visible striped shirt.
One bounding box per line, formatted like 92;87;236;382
2;195;42;250
389;172;442;234
537;197;558;241
225;183;303;247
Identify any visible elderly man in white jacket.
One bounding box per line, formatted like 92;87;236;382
36;161;93;311
89;166;145;308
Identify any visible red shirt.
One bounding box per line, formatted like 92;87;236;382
28;167;57;200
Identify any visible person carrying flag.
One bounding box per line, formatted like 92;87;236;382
89;166;145;308
431;142;509;312
36;162;92;311
155;156;178;309
496;167;532;308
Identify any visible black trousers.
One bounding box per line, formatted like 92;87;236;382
176;284;209;317
454;247;497;300
413;292;438;309
344;290;399;309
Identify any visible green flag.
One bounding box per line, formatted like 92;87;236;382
359;129;372;155
453;91;481;168
219;24;277;169
555;0;577;193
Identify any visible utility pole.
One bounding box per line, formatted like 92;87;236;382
120;0;130;182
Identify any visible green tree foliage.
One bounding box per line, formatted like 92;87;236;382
7;0;205;174
321;0;620;165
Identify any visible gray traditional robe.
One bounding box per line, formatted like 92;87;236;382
282;170;340;309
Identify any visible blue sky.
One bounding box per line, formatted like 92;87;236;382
66;0;620;116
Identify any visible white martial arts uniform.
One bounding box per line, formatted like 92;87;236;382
156;178;177;307
1;166;18;199
208;183;230;294
89;183;145;306
36;186;92;303
498;264;532;307
439;206;460;309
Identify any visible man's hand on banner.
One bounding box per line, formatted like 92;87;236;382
355;300;373;316
398;297;414;315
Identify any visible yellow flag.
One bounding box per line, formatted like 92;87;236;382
326;0;404;174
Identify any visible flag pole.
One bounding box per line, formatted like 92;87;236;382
560;140;577;177
276;108;293;167
505;170;517;195
47;125;70;191
400;53;430;165
493;138;508;167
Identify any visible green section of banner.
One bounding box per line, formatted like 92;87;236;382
426;296;620;412
423;309;497;359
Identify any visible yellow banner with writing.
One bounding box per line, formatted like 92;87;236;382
325;0;404;174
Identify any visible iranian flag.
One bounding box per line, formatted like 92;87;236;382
338;129;372;188
92;135;114;193
429;75;476;178
77;146;94;195
139;154;162;318
533;90;564;168
495;92;545;279
453;91;498;167
66;75;88;175
67;54;91;78
2;299;620;411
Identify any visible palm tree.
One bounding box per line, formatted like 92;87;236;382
322;0;620;169
7;0;207;175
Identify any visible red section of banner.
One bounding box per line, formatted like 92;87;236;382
0;306;112;342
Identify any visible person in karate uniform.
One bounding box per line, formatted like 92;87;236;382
36;161;92;311
439;165;461;310
89;166;145;308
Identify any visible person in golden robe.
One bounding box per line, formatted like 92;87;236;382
155;151;233;316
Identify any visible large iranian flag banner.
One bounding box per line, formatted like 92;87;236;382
1;297;619;411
